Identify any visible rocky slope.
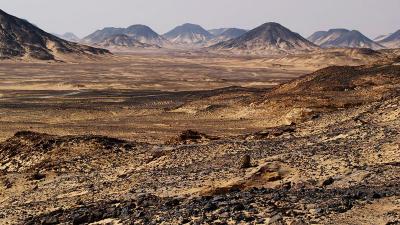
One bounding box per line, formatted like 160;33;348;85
259;48;390;70
0;9;109;60
378;30;400;48
1;57;400;224
163;23;214;46
210;22;319;54
172;55;400;127
308;29;385;50
82;25;169;47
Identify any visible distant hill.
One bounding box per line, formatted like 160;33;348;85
207;28;247;46
307;29;384;50
94;34;160;50
82;25;169;47
210;22;318;54
123;25;169;46
307;31;329;43
163;23;214;46
55;32;80;42
374;34;392;42
208;28;229;36
378;30;400;48
0;9;109;60
82;27;125;44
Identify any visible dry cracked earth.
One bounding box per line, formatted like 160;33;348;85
0;51;400;224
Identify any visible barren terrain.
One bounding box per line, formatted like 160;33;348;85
0;49;400;224
0;51;312;143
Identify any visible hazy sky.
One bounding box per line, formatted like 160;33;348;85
1;0;399;39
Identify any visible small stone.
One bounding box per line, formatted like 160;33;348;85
72;213;88;225
241;216;255;222
322;177;334;186
219;212;230;219
292;209;306;215
31;172;46;180
204;203;218;212
3;179;12;189
120;207;131;217
306;204;316;210
267;213;283;224
180;218;191;223
234;213;246;221
372;192;382;199
136;211;145;218
309;208;322;214
212;196;225;202
165;198;180;207
41;216;59;225
240;155;252;169
282;182;292;190
232;203;245;211
257;218;265;224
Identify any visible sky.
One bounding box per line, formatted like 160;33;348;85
1;0;399;39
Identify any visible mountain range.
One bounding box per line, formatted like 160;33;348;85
307;29;384;50
0;9;109;60
94;34;161;50
82;25;169;47
76;21;400;52
1;8;399;59
83;24;249;49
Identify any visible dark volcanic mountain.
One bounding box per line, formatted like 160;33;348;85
378;30;400;48
308;29;384;50
82;25;169;46
55;32;80;42
163;23;214;46
0;9;109;60
210;22;318;54
95;34;160;50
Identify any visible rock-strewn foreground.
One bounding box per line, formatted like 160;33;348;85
1;58;400;224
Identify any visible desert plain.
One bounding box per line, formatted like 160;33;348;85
0;47;399;225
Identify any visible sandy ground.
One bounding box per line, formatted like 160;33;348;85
1;49;390;143
0;52;310;143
